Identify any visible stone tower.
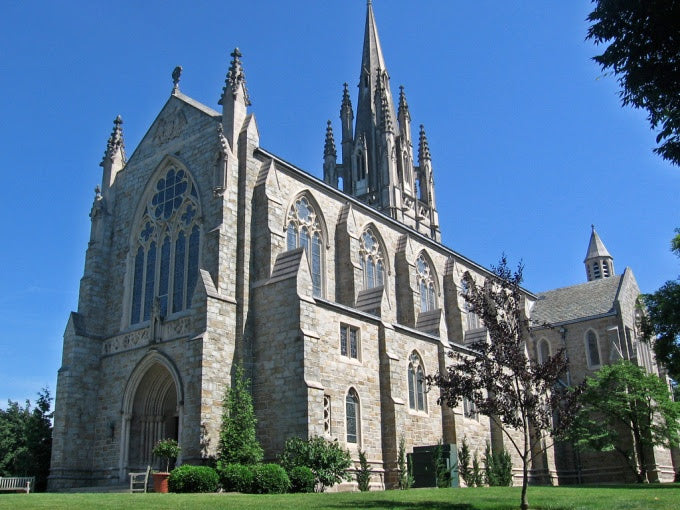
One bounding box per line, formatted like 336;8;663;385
323;0;440;241
584;225;615;281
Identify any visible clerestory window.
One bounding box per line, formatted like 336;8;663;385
287;196;323;297
416;253;436;312
130;166;200;325
359;229;385;290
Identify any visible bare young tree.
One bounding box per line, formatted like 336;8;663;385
429;257;580;510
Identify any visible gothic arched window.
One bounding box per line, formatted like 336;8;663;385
359;229;385;290
130;166;200;325
287;196;323;297
416;253;436;313
537;339;551;364
585;330;601;368
345;388;360;444
408;352;427;412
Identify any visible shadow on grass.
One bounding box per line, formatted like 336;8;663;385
558;483;680;490
322;502;475;510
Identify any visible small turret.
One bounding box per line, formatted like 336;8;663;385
219;48;251;152
323;121;338;187
340;83;354;193
584;225;615;281
99;115;126;199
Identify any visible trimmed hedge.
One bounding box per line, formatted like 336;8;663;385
168;465;219;493
218;462;254;493
251;463;291;494
288;465;316;493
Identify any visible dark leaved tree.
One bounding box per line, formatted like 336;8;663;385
429;257;580;510
587;0;680;166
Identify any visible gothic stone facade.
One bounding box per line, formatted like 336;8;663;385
49;3;676;490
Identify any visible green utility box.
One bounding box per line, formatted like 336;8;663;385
408;443;459;488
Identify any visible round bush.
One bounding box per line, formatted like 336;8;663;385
251;463;291;494
168;464;219;493
288;465;316;493
218;462;254;493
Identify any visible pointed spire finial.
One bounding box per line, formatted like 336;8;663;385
418;124;431;162
324;120;337;158
591;224;595;232
398;85;409;116
219;48;251;106
101;115;126;165
342;82;352;110
172;66;182;94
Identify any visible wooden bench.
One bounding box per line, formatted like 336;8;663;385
0;476;35;493
129;466;151;493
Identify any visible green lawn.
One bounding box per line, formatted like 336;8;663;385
0;485;678;510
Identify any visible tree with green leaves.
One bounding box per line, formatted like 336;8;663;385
356;449;371;491
586;0;680;166
429;257;581;509
217;365;263;466
642;229;680;380
278;436;351;492
565;361;680;483
0;388;53;491
457;437;472;487
396;435;413;490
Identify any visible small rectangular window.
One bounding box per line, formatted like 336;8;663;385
340;324;359;359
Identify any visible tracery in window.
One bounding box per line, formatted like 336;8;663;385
359;229;385;290
585;330;601;368
408;352;427;412
130;165;200;325
287;196;323;297
416;253;436;312
346;388;360;444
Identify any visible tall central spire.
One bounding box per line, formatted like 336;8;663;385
323;1;441;242
355;0;395;144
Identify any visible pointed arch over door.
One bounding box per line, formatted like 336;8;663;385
119;351;184;479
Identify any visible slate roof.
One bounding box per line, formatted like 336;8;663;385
531;273;624;326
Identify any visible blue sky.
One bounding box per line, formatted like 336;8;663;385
1;1;678;406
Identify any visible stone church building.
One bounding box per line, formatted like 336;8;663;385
49;2;676;490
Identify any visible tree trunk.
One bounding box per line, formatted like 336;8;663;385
521;422;530;510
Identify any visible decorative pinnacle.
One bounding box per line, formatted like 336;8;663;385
341;82;353;112
219;48;251;106
324;120;337;158
375;71;393;132
398;85;409;116
418;124;431;162
101;115;126;165
172;66;182;94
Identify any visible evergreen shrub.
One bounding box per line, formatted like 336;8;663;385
168;465;219;493
251;463;291;494
218;462;254;493
288;465;316;493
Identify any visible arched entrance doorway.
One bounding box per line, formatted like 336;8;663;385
120;353;183;478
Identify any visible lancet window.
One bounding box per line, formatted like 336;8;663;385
130;166;200;325
359;229;385;290
585;330;601;368
286;196;323;297
416;253;436;312
407;352;427;412
346;388;360;444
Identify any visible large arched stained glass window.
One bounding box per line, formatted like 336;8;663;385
416;254;436;313
359;229;385;290
286;196;323;297
408;352;427;412
130;166;201;325
346;388;360;444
